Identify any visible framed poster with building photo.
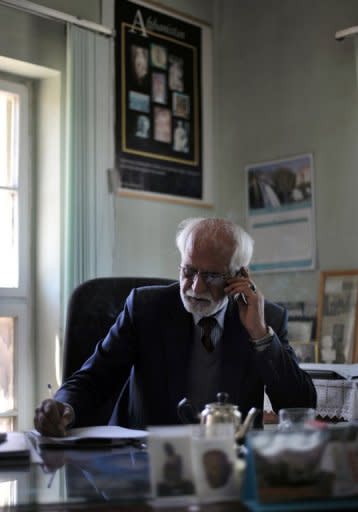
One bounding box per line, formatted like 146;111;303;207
317;270;358;364
115;0;213;206
245;153;316;273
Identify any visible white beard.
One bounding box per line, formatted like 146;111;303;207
180;289;228;317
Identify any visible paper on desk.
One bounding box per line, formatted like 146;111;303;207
300;363;358;380
25;434;44;464
31;425;147;448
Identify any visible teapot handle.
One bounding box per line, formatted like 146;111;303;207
177;397;199;424
235;407;259;443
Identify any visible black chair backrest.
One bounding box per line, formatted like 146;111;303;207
62;276;176;425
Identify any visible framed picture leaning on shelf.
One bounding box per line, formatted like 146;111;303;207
287;318;318;363
317;270;358;364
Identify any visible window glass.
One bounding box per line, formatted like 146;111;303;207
0;90;19;288
0;317;15;415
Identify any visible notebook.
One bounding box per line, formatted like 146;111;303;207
0;432;30;466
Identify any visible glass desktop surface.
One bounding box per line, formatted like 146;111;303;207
1;446;150;509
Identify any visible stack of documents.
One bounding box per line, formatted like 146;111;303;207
0;432;30;466
30;425;147;449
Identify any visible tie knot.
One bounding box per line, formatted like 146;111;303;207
198;316;217;333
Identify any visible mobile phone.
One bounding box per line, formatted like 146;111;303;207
233;267;248;305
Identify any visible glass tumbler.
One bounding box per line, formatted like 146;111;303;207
278;407;316;431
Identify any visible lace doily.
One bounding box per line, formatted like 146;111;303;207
264;379;358;421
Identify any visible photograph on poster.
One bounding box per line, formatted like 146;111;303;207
115;0;207;201
129;91;150;113
152;73;167;104
173;120;189;153
150;43;168;69
135;114;150;138
131;45;149;88
154;107;172;143
173;92;190;118
246;153;316;273
169;56;184;92
317;270;358;363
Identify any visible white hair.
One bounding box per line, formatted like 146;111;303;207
175;217;254;271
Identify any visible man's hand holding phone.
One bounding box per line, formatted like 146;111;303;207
224;267;267;340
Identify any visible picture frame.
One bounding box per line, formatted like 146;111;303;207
147;426;196;501
290;341;318;363
114;0;213;207
287;318;315;343
317;270;358;364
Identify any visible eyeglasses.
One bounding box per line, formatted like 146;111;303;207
179;265;230;287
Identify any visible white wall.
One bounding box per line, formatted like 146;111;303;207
212;0;358;304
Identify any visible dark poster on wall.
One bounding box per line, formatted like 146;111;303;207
115;0;203;200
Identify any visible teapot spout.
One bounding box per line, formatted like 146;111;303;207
177;397;199;424
235;407;259;443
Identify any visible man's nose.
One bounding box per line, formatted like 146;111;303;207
191;272;207;293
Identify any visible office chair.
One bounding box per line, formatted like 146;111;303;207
62;276;176;426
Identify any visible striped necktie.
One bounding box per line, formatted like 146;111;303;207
198;316;217;353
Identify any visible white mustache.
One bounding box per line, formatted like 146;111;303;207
185;290;212;301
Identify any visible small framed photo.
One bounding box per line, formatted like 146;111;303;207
192;436;240;502
287;318;315;342
147;426;196;502
317;270;358;363
291;340;318;363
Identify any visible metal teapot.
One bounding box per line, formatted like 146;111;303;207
177;392;258;443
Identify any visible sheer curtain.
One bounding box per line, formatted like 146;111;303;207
63;24;115;316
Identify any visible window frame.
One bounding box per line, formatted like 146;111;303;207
0;78;30;298
0;78;33;430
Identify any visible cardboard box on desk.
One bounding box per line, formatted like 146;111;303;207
147;424;244;506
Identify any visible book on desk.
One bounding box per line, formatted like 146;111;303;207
0;432;31;466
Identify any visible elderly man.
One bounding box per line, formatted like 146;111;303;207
34;217;316;436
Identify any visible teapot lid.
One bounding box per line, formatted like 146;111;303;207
205;392;239;411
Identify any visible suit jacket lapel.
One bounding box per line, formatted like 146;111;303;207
162;286;193;407
220;299;253;406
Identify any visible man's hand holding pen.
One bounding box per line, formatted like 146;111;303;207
34;399;74;437
224;267;267;341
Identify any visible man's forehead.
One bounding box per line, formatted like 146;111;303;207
184;229;235;258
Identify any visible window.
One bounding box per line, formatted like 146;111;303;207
0;78;33;431
0;88;19;288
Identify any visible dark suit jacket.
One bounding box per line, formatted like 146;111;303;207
56;283;316;428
